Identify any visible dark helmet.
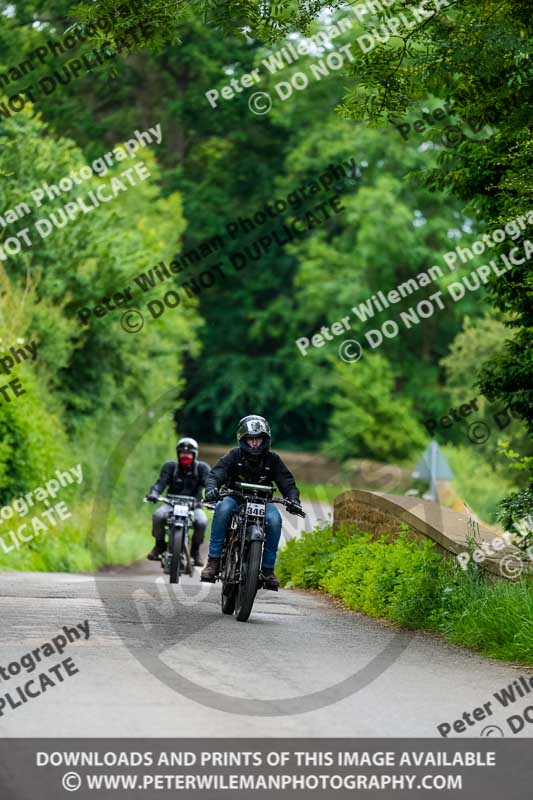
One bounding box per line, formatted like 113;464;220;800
237;415;271;458
176;437;199;459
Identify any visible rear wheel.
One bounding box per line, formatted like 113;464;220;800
235;539;262;622
169;526;183;584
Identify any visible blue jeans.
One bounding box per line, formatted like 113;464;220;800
208;496;282;569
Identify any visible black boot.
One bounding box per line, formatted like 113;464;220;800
147;540;165;561
200;557;220;582
191;526;205;567
261;567;279;591
191;550;205;567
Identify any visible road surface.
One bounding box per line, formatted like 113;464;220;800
0;500;530;738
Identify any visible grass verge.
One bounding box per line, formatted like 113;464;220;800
298;482;350;504
0;499;215;573
277;524;533;665
0;502;149;573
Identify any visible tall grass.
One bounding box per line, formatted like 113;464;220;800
278;524;533;664
0;410;179;573
0;501;149;573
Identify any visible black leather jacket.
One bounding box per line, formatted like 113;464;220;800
149;460;210;501
206;448;300;502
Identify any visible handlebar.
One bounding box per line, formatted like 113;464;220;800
204;489;306;518
276;498;307;518
144;493;197;506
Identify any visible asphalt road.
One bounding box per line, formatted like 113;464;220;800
0;501;531;739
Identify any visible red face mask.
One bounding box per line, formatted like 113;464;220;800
179;453;194;468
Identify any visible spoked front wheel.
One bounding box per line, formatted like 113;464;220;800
169;526;183;584
235;540;262;622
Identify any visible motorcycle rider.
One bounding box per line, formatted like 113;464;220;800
200;415;303;590
145;437;210;566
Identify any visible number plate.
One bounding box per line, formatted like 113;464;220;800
246;502;265;517
173;504;189;516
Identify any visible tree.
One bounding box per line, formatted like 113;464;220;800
2;0;528;520
325;353;426;462
334;0;532;515
0;102;202;499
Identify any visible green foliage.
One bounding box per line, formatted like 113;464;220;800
0;500;148;572
0;93;201;572
435;570;533;662
320;528;448;626
442;445;518;524
0;107;200;425
333;0;533;514
278;524;533;663
0;367;69;502
70;0;328;49
1;5;525;440
439;318;532;511
477;328;533;437
0;0;529;577
497;484;533;551
441;314;510;399
494;442;533;549
276;522;355;589
325;354;427;462
298;481;351;505
0;278;71;501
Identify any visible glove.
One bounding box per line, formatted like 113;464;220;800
286;499;304;516
205;488;219;502
146;493;158;503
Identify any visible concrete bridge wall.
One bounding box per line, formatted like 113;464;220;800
333;489;530;580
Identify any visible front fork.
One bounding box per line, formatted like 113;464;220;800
162;522;174;572
220;519;265;582
239;523;265;584
163;521;187;572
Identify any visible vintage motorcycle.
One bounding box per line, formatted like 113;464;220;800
147;494;197;584
205;481;306;622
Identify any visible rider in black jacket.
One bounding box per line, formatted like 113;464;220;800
145;437;210;566
201;415;302;589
